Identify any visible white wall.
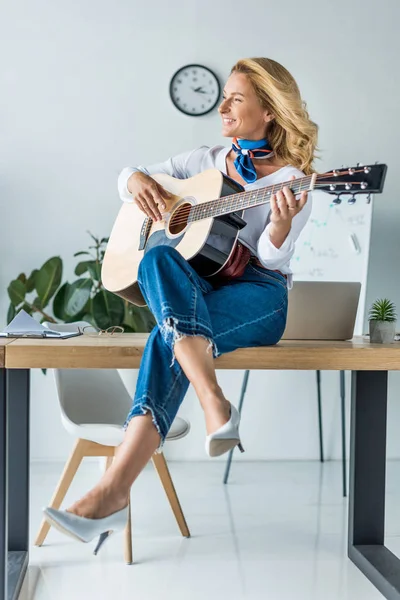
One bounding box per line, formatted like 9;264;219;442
2;0;400;462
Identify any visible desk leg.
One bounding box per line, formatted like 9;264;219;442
348;370;400;599
0;369;30;600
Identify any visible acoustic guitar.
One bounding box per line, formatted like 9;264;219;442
102;164;387;307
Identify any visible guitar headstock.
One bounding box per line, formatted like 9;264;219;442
315;163;387;200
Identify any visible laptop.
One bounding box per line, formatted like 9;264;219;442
281;281;361;341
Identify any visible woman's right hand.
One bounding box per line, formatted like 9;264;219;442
127;172;172;221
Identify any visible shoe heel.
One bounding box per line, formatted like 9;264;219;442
93;530;113;555
237;442;245;453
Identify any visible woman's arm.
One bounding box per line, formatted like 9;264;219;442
118;147;203;203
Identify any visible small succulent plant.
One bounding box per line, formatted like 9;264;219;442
368;298;397;323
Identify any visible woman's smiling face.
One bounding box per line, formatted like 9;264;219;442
219;72;274;140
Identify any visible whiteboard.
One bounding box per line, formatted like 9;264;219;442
291;192;373;336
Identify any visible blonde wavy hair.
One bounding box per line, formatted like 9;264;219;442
231;58;319;175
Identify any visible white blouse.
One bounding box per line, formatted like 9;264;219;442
118;145;313;290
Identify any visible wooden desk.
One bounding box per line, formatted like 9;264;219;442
5;334;400;370
1;336;400;600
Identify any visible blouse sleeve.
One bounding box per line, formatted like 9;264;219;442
117;147;207;203
256;193;312;270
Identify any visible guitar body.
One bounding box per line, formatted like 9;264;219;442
102;169;245;307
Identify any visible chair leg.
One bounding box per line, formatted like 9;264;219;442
316;370;324;462
34;438;88;546
124;499;133;565
223;369;250;485
105;451;134;564
340;370;347;498
151;452;190;538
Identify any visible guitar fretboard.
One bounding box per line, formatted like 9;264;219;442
188;175;315;222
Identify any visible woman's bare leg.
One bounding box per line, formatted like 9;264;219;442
67;336;229;518
173;336;230;434
67;413;160;518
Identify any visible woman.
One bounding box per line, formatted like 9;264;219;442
43;57;318;552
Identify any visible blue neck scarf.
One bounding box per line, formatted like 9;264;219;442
231;137;273;183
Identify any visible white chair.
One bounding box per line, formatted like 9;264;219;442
34;321;191;564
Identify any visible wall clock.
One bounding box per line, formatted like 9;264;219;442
169;64;221;116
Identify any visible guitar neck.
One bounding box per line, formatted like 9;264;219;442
189;173;316;223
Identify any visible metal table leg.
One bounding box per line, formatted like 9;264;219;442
223;370;249;485
0;369;30;600
348;370;400;599
340;370;347;498
317;370;347;497
316;370;324;463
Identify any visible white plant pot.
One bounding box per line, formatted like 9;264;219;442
369;320;396;343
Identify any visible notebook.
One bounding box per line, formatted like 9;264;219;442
281;281;361;341
0;309;82;339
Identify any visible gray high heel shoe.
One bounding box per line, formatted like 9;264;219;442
205;402;245;457
43;505;129;555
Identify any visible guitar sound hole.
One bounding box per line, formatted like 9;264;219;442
169;202;192;235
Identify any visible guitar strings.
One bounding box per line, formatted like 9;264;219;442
146;169;370;228
157;181;369;228
166;175;314;227
156;181;368;228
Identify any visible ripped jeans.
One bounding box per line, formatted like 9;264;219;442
123;245;288;449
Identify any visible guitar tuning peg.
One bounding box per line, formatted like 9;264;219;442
366;194;372;204
357;162;364;167
348;195;357;205
333;196;342;205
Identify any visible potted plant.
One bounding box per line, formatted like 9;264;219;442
368;298;397;343
6;231;155;333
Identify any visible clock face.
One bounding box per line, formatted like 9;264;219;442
169;64;221;117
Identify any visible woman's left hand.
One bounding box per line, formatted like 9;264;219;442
269;175;308;227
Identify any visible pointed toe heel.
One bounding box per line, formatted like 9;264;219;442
42;505;129;555
205;402;244;458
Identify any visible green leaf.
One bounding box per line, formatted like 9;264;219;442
8;279;26;306
53;282;70;320
368;298;397;322
32;297;42;310
7;303;16;324
121;324;135;333
64;300;91;324
123;306;142;332
73;251;91;257
92;290;124;330
87;261;101;281
74;261;90;276
26;269;38;293
35;257;62;308
138;307;156;332
65;278;93;317
75;260;101;280
17;273;27;284
100;237;109;244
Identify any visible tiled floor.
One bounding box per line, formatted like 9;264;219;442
18;459;400;600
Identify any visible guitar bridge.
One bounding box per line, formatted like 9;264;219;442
138;217;152;251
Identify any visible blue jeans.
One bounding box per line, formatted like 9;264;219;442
123;246;288;448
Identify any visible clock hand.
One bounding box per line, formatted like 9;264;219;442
191;86;208;94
